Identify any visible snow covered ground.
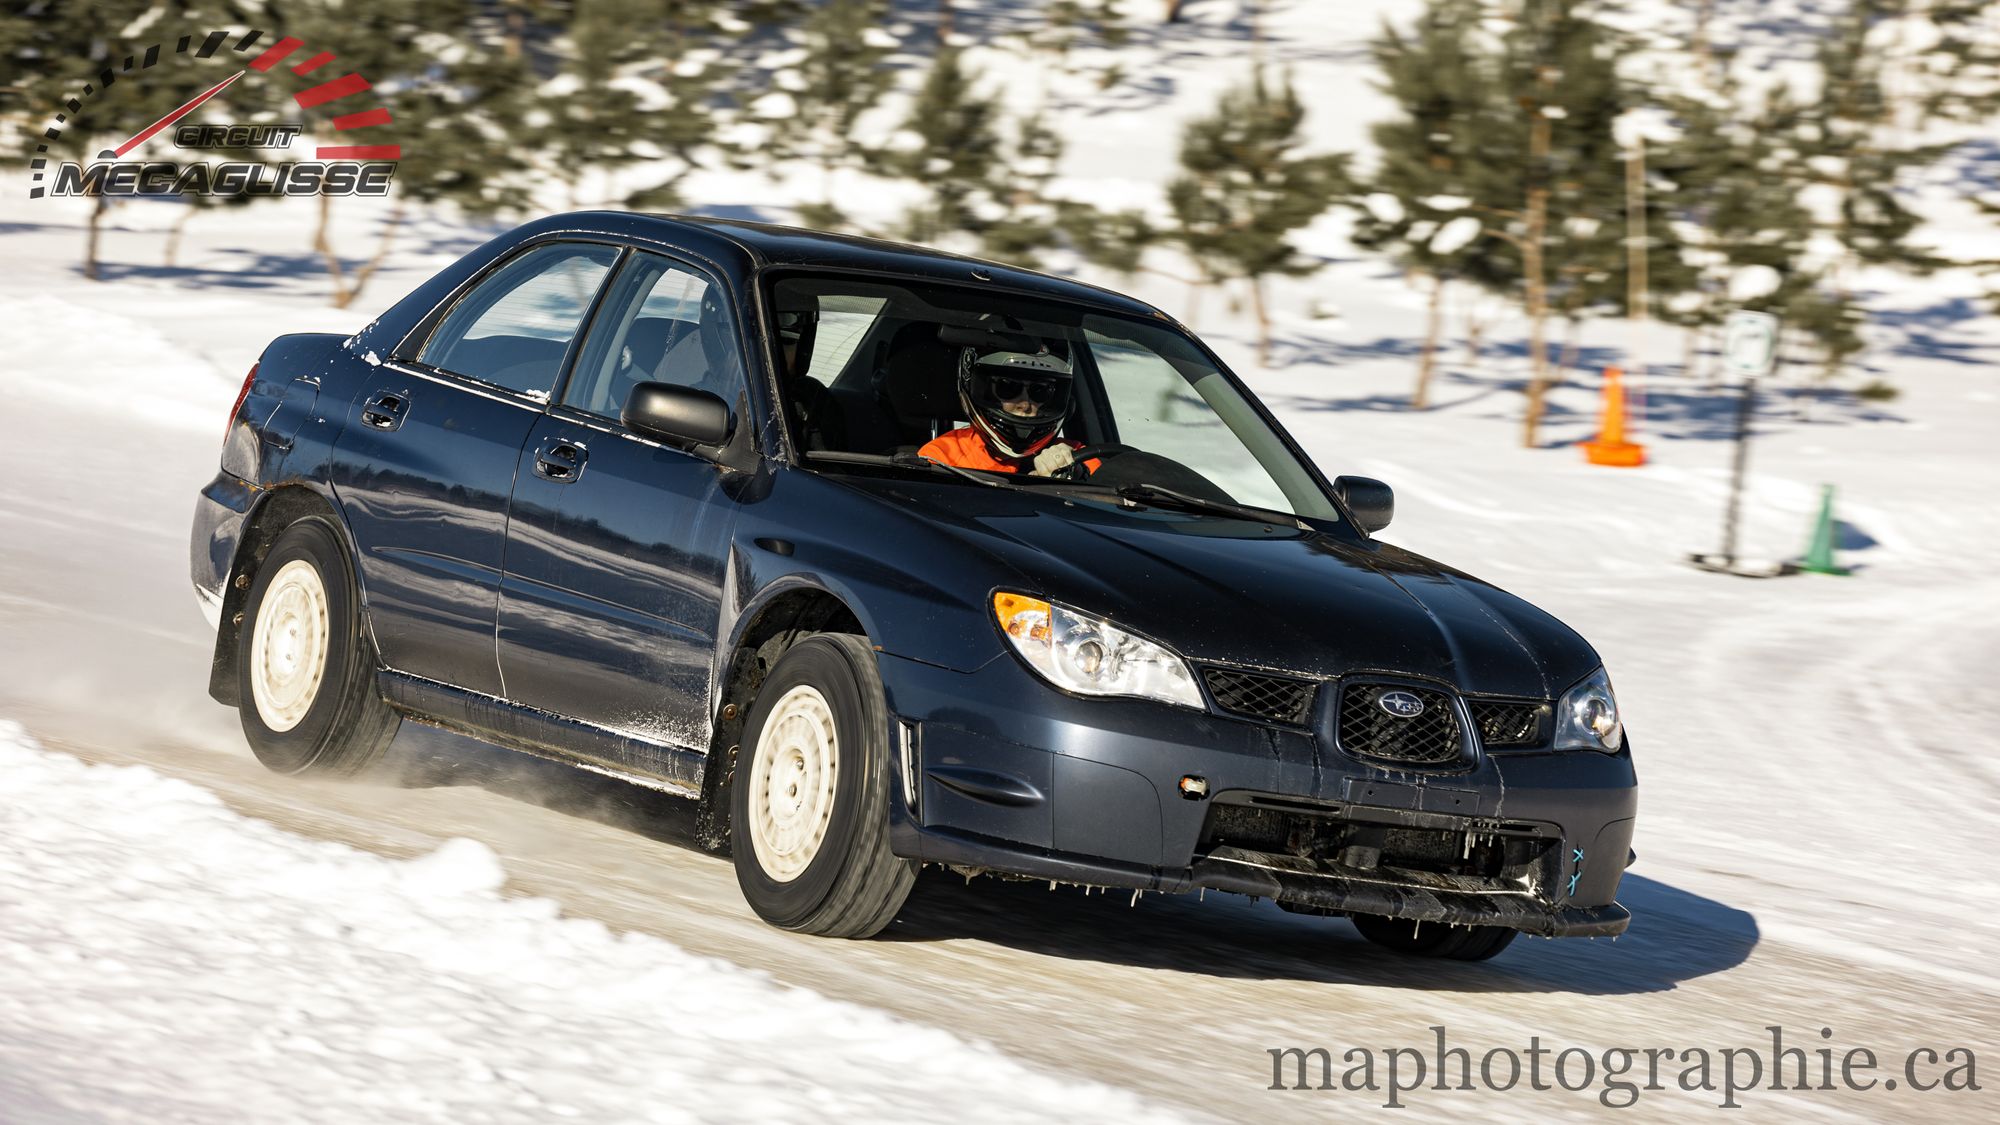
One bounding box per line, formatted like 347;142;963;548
0;723;1176;1124
3;1;1999;1121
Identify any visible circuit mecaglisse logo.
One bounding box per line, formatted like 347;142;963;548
29;28;399;200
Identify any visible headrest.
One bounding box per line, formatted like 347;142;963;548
621;317;682;375
878;321;962;423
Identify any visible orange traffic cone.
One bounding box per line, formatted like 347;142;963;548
1583;366;1648;467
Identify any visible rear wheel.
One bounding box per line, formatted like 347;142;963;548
1350;914;1519;961
730;634;916;937
236;519;400;776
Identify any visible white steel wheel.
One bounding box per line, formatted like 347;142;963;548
248;558;330;733
745;684;841;882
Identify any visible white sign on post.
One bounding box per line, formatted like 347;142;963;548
1723;310;1780;379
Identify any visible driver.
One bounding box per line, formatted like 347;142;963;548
919;347;1101;477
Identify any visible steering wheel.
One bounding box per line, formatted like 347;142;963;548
1057;443;1136;479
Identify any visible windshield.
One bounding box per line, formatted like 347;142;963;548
768;273;1339;521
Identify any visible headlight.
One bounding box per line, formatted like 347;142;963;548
1553;666;1624;752
991;592;1204;710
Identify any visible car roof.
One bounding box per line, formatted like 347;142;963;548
556;210;1164;320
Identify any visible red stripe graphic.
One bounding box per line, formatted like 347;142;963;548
292;51;337;76
112;70;244;156
332;107;392;130
315;144;401;160
294;73;371;109
247;36;303;72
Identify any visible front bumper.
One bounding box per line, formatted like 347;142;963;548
878;649;1637;937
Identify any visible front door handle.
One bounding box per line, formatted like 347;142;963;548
534;438;587;482
361;390;409;431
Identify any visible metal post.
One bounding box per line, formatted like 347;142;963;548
1719;374;1757;567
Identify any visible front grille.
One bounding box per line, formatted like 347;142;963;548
1203;667;1316;726
1337;683;1464;765
1470;700;1547;747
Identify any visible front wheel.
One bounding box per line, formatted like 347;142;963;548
235;518;400;777
1350;914;1519;961
730;634;916;937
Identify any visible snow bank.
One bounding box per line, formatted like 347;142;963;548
0;722;1186;1124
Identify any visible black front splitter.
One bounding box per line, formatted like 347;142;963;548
1192;846;1630;938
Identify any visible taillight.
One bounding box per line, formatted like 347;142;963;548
225;362;258;441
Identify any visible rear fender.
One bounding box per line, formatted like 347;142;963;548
222;332;357;485
205;482;365;706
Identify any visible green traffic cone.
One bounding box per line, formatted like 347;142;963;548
1800;484;1852;576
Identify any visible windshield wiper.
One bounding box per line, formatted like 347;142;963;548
1110;482;1308;529
803;450;1017;490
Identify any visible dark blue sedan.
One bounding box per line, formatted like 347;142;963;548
190;212;1636;960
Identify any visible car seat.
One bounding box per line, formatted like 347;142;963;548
587;316;683;416
873;321;965;454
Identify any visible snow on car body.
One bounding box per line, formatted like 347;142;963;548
190;211;1636;959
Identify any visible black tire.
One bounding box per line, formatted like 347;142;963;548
730;633;916;938
235;518;400;777
1350;913;1519;961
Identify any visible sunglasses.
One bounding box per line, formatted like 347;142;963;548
986;376;1062;404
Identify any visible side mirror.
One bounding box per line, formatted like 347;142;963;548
624;382;732;448
1334;475;1394;533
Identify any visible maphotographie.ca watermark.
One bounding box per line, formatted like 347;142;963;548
1267;1025;1981;1109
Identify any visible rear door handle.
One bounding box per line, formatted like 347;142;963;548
361;390;409;431
534;438;587;482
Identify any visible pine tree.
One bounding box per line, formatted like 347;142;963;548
1648;80;1821;378
1355;0;1502;407
774;0;896;230
1453;0;1630;447
619;1;739;212
1167;68;1349;366
532;0;656;208
890;46;1004;244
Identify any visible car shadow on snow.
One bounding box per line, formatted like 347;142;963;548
376;724;1756;996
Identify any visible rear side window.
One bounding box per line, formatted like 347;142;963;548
421;242;620;398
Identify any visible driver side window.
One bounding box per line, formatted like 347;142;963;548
565;253;746;420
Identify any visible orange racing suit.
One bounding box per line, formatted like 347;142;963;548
917;427;1102;475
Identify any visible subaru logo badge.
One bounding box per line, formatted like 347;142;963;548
1378;690;1425;719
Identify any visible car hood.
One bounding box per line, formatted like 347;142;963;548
844;477;1600;698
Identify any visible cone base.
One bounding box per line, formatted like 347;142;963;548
1688;553;1800;579
1583;440;1648;467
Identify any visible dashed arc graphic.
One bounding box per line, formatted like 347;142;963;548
28;27;401;199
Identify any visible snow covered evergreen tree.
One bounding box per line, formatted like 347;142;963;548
1450;0;1629;447
772;0;897;231
889;45;1004;244
1167;68;1349;366
1354;0;1502;407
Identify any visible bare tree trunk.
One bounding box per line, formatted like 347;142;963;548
1691;0;1715;84
164;205;198;267
1556;314;1580;380
345;202;408;310
1463;305;1486;371
505;3;527;60
939;0;954;38
84;189;106;280
1165;0;1187;21
1250;275;1272;367
1626;139;1648;372
1519;110;1553;448
315;191;355;309
1413;273;1444;409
